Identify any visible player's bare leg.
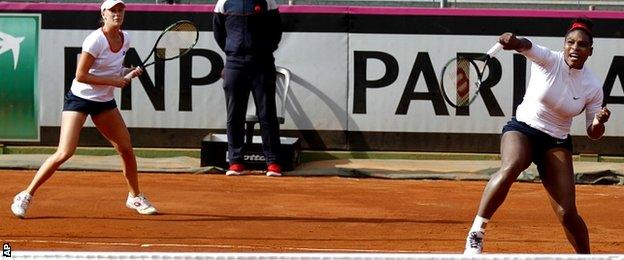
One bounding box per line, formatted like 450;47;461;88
92;108;140;195
465;131;532;254
477;131;533;218
26;111;87;195
539;148;590;254
11;111;86;218
92;108;157;215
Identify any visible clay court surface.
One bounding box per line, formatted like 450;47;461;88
1;169;623;254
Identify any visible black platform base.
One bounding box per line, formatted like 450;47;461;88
201;133;301;171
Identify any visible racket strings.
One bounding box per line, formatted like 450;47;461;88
439;43;501;108
155;22;198;59
442;57;473;106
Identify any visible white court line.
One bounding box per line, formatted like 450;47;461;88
5;240;624;260
5;239;424;253
8;251;624;260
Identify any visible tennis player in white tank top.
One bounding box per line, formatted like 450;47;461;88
70;27;131;102
464;18;611;254
10;0;158;218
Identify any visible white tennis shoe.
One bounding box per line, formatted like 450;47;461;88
464;230;484;254
126;193;158;215
11;191;32;218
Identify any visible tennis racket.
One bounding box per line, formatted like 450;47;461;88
140;20;199;68
439;43;503;108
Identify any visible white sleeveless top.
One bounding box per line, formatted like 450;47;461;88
70;28;129;102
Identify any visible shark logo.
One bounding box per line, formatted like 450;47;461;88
0;31;25;70
0;15;40;141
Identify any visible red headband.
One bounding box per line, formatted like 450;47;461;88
569;22;592;35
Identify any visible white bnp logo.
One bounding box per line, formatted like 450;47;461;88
0;31;25;70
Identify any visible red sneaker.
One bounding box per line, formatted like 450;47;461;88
226;163;245;176
266;163;282;177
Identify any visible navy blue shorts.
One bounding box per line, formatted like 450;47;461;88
502;117;573;166
63;91;117;115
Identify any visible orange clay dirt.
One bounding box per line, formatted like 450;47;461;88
1;170;623;253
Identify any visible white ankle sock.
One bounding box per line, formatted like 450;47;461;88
470;216;489;233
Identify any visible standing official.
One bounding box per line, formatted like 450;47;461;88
213;0;283;176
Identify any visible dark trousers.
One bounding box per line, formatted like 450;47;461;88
223;65;281;165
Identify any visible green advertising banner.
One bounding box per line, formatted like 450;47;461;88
0;14;39;141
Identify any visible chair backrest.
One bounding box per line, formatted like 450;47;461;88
245;66;291;124
275;66;291;124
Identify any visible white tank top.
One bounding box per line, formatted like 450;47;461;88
70;28;129;102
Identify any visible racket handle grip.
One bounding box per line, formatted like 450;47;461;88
121;67;134;76
122;67;139;80
486;42;503;57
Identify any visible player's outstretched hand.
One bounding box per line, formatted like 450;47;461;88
595;107;611;124
498;32;531;52
499;33;521;50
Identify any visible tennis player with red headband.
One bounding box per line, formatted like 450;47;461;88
464;18;610;254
